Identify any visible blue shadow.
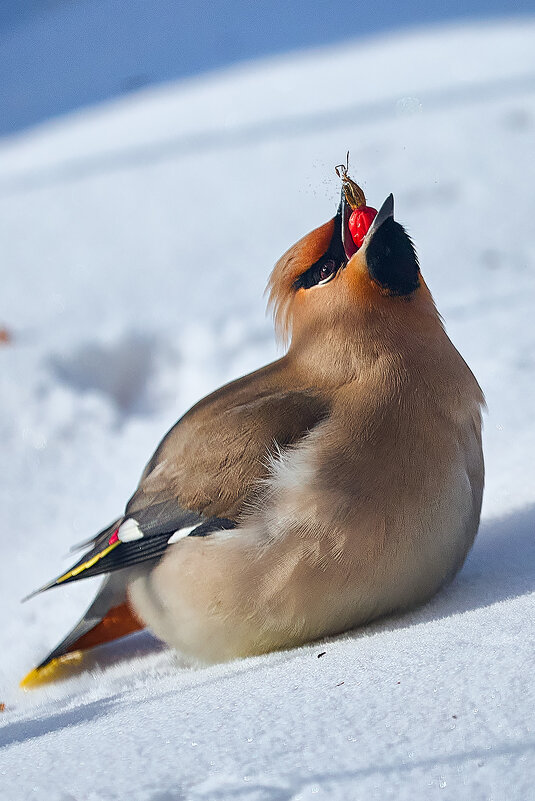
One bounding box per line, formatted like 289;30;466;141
1;0;534;139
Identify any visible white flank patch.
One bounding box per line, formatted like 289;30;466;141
167;525;197;544
267;439;316;495
117;518;144;542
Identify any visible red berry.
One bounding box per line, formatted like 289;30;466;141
348;206;377;249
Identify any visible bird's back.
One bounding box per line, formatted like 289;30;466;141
127;357;330;521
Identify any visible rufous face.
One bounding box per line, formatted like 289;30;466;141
268;192;428;349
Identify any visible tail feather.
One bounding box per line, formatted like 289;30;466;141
20;573;143;687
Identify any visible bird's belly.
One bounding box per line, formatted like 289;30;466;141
371;467;480;613
126;459;480;665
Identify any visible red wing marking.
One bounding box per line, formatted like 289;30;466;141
66;602;144;655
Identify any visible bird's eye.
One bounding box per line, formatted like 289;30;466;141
319;260;336;284
293;256;344;291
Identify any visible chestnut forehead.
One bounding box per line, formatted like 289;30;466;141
277;218;335;286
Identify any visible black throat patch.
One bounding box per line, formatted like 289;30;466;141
365;217;420;296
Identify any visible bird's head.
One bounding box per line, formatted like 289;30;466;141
267;181;440;376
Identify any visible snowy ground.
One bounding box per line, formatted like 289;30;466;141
3;0;534;136
1;17;535;801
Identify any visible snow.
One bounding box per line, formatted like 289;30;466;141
2;0;533;137
1;16;535;801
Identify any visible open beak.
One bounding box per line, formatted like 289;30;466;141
341;190;358;261
367;193;394;238
340;192;395;261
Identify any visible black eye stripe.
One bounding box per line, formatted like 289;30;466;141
294;211;347;291
295;258;340;290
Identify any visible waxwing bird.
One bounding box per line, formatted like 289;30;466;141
21;168;484;686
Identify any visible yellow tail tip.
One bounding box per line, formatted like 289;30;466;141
20;651;83;689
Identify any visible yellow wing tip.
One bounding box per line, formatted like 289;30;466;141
20;651;83;689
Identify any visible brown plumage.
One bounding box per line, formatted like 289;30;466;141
22;182;484;684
